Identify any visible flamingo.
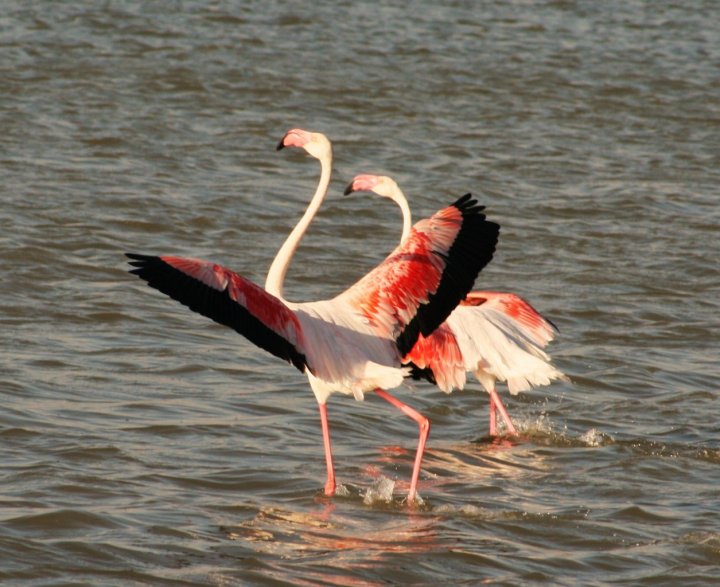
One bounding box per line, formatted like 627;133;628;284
126;129;500;503
271;129;438;500
344;174;567;437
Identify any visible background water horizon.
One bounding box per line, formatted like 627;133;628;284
2;1;719;585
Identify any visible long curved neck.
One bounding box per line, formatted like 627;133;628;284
391;187;412;244
265;152;332;300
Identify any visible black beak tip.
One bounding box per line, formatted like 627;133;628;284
343;183;354;196
276;139;286;151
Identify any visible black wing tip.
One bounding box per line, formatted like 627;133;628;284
126;252;156;263
454;193;474;206
451;193;487;218
125;252;309;374
408;363;436;385
395;198;501;353
396;329;416;358
126;253;165;275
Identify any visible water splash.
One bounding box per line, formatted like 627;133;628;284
363;476;395;505
433;504;490;518
580;428;614;447
335;483;351;497
514;412;559;437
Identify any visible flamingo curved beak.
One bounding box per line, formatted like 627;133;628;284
344;174;381;196
277;128;312;151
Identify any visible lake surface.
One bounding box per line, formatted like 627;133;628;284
2;1;719;585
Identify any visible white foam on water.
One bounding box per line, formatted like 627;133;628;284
334;483;351;497
362;476;395;505
580;428;613;447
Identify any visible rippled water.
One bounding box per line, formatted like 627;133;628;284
2;1;720;585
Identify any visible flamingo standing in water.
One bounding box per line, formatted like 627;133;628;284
345;174;567;437
126;130;500;503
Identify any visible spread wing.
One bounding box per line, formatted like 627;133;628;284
336;194;499;356
126;254;308;372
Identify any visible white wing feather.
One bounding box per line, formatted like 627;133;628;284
447;305;567;395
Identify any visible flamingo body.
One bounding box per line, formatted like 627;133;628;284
346;174;566;436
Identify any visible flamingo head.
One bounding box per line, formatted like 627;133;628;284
345;174;412;244
344;174;400;200
277;128;332;161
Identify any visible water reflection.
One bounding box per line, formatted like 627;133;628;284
227;501;441;585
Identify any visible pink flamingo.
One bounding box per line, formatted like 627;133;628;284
345;174;567;437
127;130;500;503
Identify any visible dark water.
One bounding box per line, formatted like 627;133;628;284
2;1;720;585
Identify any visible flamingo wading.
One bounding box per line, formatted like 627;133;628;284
345;174;567;437
126;130;500;502
272;129;441;500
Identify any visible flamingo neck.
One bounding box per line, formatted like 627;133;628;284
265;151;332;300
391;186;413;244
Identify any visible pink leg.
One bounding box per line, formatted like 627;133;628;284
318;403;336;496
488;397;497;436
374;388;430;504
488;388;518;436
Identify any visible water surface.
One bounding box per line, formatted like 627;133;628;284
2;1;719;585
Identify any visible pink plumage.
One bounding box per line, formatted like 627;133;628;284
127;130;499;503
346;174;567;437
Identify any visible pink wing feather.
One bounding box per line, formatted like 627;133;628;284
461;291;558;347
405;291;562;393
126;196;499;381
337;194;499;356
126;254;308;372
404;323;466;392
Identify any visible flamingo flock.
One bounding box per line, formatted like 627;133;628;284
127;129;565;504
